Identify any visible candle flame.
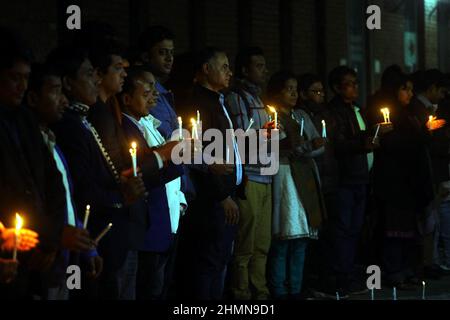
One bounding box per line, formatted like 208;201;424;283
178;116;182;123
322;120;326;125
15;213;23;231
131;142;137;149
86;205;90;211
191;118;197;125
267;105;276;113
422;281;425;285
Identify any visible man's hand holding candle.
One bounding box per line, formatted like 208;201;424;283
312;137;326;150
61;225;96;252
87;255;103;279
120;169;147;205
0;222;39;252
364;136;380;150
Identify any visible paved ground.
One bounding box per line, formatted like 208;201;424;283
349;275;450;300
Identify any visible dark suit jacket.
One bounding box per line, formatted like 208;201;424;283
121;115;184;252
0;105;66;298
0;105;65;251
181;85;245;241
328;95;371;186
52;108;131;272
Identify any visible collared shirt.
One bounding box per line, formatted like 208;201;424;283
219;94;243;186
137;113;187;234
41;128;76;226
353;106;374;171
122;113;164;169
225;79;272;184
149;81;178;140
417;94;436;112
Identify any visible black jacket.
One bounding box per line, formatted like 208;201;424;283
0;105;65;251
52;107;130;272
328;96;371;186
188;84;245;204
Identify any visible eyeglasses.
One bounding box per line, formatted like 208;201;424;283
308;89;325;96
342;80;359;88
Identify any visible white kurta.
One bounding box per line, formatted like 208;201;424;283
138;114;187;234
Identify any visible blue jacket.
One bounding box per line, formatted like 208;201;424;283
149;82;178;140
121;115;184;252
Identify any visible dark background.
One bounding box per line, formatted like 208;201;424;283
3;0;450;103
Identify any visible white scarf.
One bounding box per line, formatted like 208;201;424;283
137;114;187;234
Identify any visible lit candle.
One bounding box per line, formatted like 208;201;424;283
372;124;381;143
422;281;426;300
321;120;327;138
12;213;23;261
393;287;397;301
129;142;138;177
177;117;183;141
381;108;391;123
83;205;90;229
428;115;434;130
245;118;255;133
191;118;198;140
300;117;305;137
267;105;278;129
95;223;113;244
197;110;201;125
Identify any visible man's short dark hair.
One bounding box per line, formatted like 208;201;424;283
234;46;264;79
413;69;445;93
381;65;403;89
266;71;297;98
27;63;60;93
46;46;89;79
328;66;357;94
138;25;175;53
120;65;152;96
298;73;322;92
89;40;125;74
193;47;226;73
0;26;33;72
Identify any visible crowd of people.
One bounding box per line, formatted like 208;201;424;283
0;22;449;301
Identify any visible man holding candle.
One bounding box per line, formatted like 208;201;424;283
48;45;149;300
178;47;244;300
118;66;185;300
224;47;274;300
0;27;67;298
26;63;103;299
324;66;378;297
0;221;39;284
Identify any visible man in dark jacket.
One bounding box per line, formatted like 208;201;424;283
325;66;378;297
178;47;245;300
0;27;66;298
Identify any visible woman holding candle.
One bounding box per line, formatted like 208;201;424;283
366;66;436;290
297;73;339;296
266;71;326;299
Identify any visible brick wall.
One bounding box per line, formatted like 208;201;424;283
204;1;238;65
2;0;58;62
141;0;190;54
325;0;348;76
0;1;443;89
292;0;317;75
252;0;280;73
